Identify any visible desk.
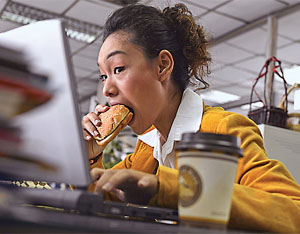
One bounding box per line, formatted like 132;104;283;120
0;205;251;233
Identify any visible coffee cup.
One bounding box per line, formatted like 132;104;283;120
176;132;243;228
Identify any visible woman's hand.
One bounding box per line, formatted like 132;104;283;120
81;104;110;159
91;168;159;205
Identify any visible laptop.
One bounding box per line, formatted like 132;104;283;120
0;19;178;223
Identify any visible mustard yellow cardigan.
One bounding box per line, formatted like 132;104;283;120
91;106;300;233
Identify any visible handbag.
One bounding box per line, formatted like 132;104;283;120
248;56;288;128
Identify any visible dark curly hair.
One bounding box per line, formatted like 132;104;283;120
102;3;211;92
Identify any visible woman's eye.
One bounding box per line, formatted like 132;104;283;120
99;74;107;82
114;66;125;74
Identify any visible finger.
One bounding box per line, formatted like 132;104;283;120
94;104;109;115
83;129;92;141
95;169;133;193
94;169;117;193
111;188;125;201
90;168;106;182
86;112;102;127
101;169;144;192
81;113;101;137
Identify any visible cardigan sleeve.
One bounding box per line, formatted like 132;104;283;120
215;112;300;233
149;165;178;209
153;109;300;233
111;139;158;174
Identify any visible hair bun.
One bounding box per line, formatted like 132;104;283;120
163;4;211;89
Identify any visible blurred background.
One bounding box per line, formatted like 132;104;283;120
1;0;299;117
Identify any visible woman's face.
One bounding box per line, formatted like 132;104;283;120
97;32;166;135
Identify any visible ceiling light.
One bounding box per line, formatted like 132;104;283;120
1;11;37;24
201;90;241;104
0;1;102;44
65;29;96;43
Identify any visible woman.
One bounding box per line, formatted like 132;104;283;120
81;3;300;233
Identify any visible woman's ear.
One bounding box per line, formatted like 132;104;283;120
157;50;174;82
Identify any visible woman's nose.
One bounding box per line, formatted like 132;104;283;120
102;76;118;97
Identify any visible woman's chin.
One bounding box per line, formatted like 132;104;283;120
128;121;143;135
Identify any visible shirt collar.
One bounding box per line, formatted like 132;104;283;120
138;88;203;166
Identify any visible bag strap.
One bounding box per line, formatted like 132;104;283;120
249;56;288;113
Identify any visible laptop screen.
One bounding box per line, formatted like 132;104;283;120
0;20;91;187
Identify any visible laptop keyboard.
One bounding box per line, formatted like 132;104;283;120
18;187;178;222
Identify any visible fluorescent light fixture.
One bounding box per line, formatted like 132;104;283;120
201;90;241;104
65;29;96;44
1;11;37;24
240;102;264;110
0;1;102;44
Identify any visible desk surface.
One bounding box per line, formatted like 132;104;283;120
0;205;252;233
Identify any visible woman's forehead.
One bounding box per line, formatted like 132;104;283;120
98;32;143;63
98;34;127;62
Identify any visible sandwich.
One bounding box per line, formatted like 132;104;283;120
94;104;133;146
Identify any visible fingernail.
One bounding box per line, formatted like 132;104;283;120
93;131;99;136
94;120;100;125
86;135;91;140
102;182;113;191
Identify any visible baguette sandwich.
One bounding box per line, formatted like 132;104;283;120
94;105;133;146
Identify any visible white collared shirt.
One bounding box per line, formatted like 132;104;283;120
138;88;203;168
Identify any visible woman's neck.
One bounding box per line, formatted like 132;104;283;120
155;90;183;142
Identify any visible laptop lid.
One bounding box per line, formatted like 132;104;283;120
0;20;91;187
